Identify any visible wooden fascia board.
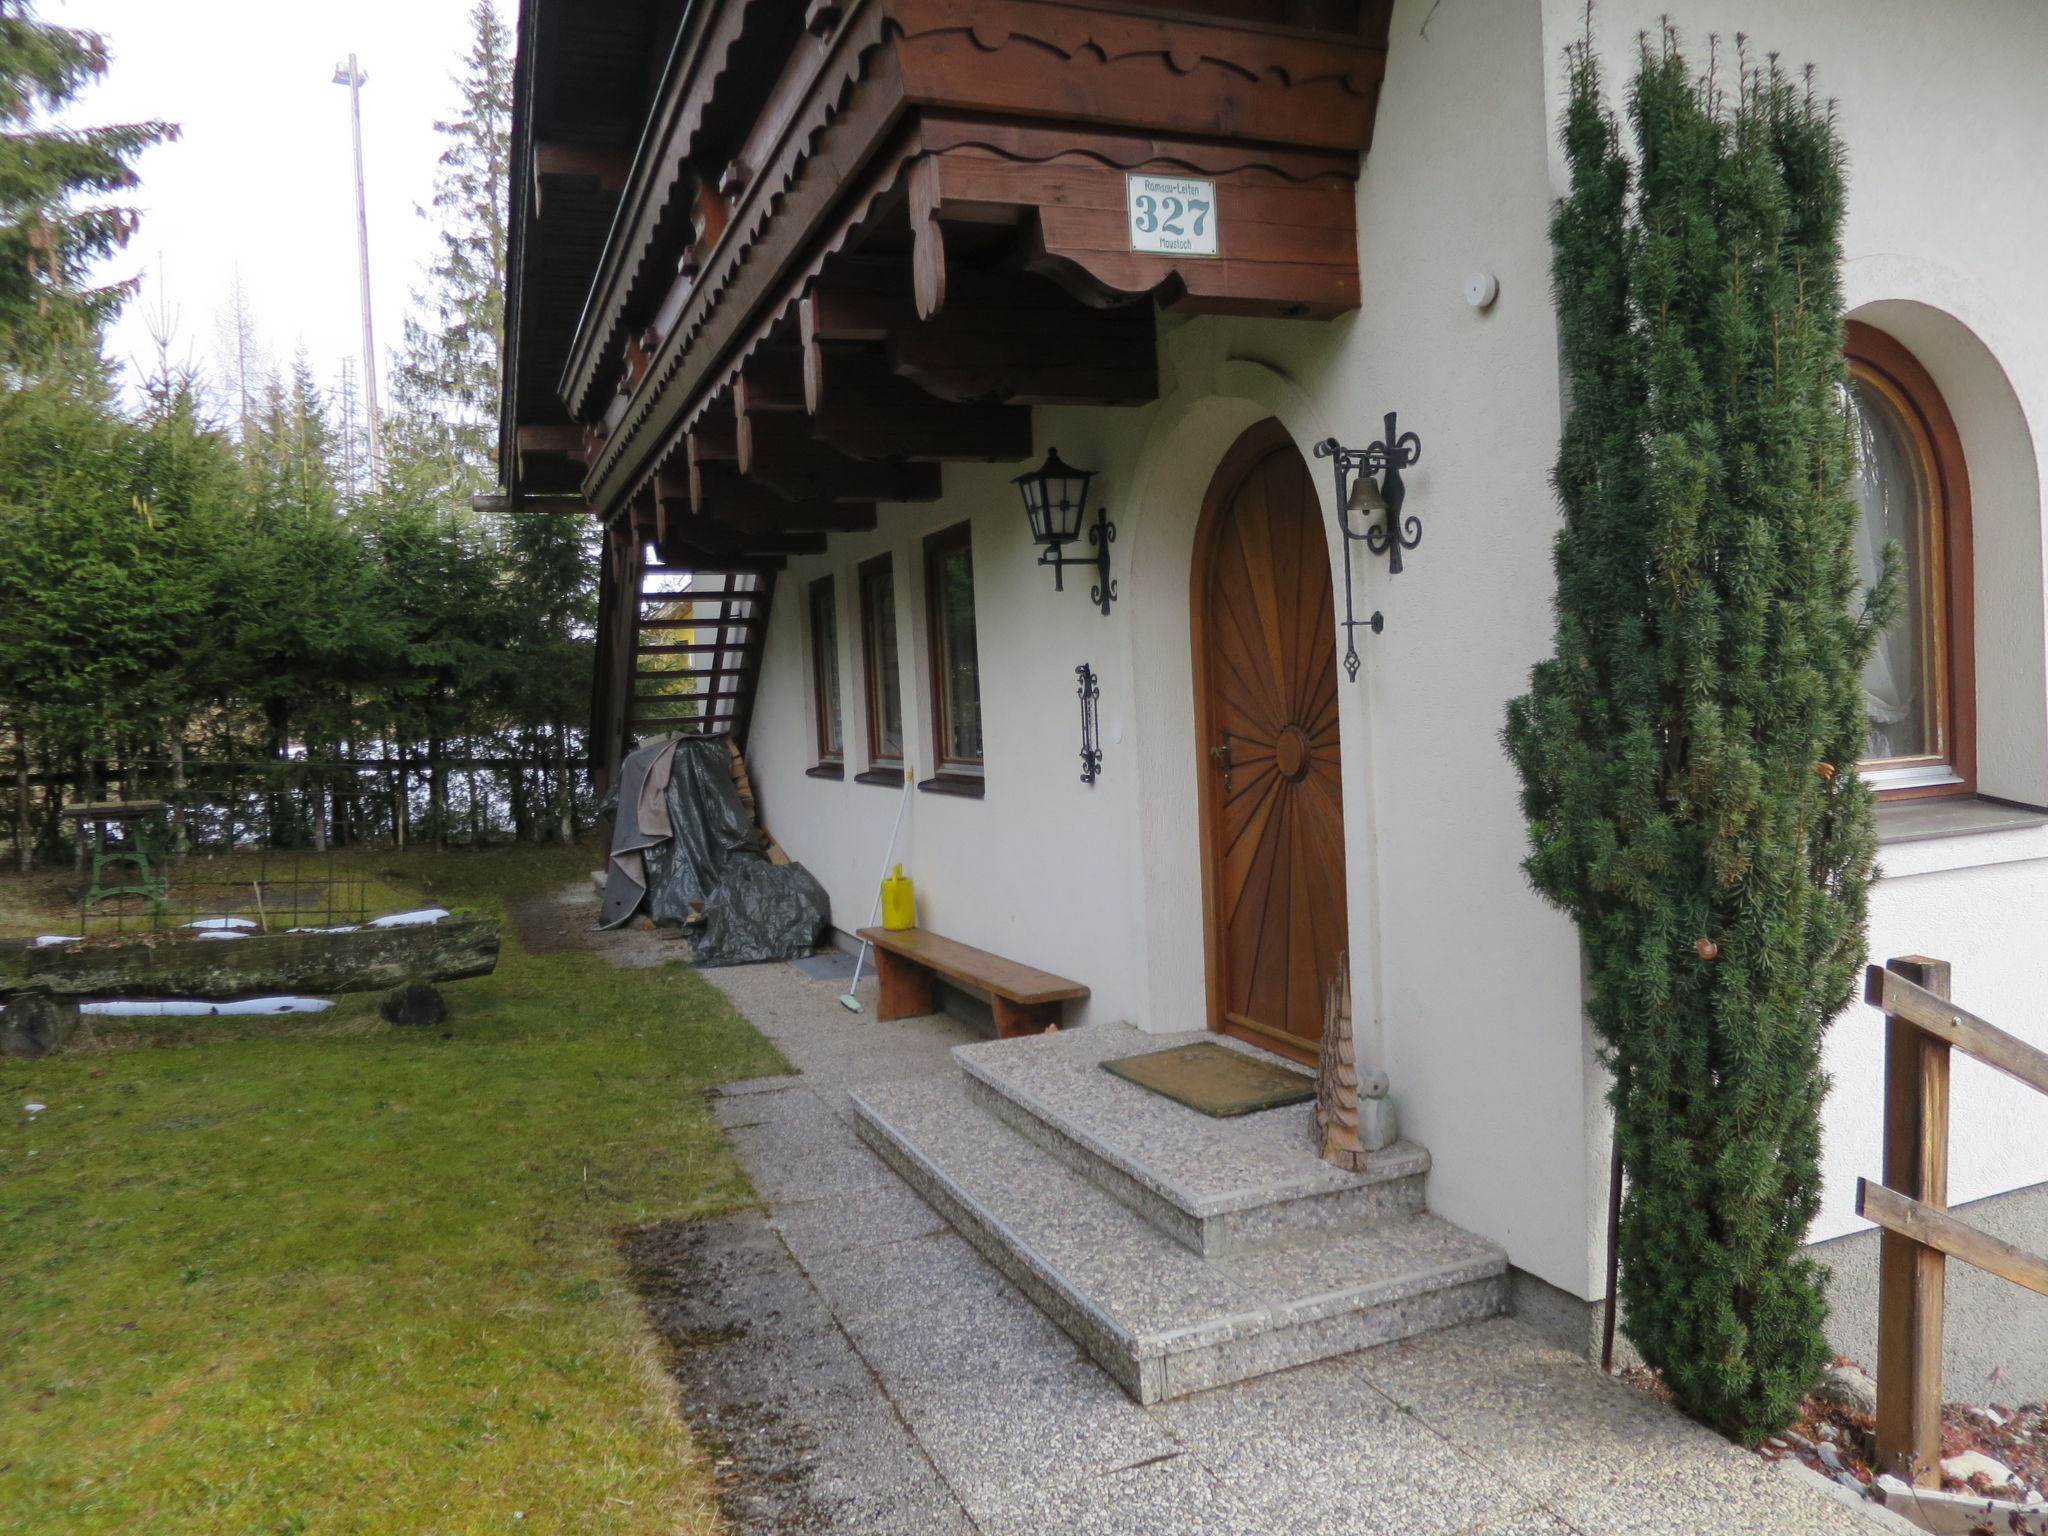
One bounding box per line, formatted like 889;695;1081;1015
882;0;1386;153
575;0;1385;514
499;0;543;488
582;32;914;516
557;0;782;421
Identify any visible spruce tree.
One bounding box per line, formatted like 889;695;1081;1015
1504;31;1890;1444
387;0;510;495
0;1;173;368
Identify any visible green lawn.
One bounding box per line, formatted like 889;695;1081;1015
1;843;790;1534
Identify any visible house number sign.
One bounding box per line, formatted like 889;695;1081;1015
1126;173;1218;257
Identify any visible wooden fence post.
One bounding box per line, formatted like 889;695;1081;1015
1875;954;1950;1486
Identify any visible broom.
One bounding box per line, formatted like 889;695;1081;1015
839;764;912;1012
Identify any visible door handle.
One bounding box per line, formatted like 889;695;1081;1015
1211;730;1234;791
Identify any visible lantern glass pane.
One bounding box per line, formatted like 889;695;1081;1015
1053;477;1082;540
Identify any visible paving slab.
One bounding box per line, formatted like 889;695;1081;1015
559;895;1894;1536
1152;1357;1533;1536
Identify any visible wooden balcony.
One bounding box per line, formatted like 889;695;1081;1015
506;0;1392;551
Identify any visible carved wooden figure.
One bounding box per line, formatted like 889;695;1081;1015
1315;951;1397;1168
1315;952;1365;1170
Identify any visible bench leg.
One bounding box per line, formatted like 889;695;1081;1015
874;947;936;1022
993;997;1061;1039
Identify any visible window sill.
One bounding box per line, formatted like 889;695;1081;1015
1876;794;2048;880
855;767;907;788
1876;794;2048;845
917;774;985;799
806;763;844;781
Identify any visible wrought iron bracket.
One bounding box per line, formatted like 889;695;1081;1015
1076;663;1103;784
1039;506;1118;616
1315;411;1421;680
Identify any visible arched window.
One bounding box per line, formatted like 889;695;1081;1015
1846;321;1974;797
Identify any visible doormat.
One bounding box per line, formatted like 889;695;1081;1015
1100;1041;1316;1118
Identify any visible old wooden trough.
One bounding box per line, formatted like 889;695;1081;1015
0;914;499;1056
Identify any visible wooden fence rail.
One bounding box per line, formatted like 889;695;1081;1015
1858;956;2048;1485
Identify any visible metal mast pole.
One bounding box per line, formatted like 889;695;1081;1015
335;54;385;483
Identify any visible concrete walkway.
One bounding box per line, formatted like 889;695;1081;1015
575;889;1886;1536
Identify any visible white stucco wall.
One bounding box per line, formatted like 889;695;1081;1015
1548;0;2048;1242
743;0;1605;1300
738;0;2048;1301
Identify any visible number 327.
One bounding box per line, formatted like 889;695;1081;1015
1133;194;1210;239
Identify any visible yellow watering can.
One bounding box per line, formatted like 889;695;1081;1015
881;863;916;931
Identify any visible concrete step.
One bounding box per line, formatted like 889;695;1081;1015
850;1073;1507;1405
954;1023;1428;1255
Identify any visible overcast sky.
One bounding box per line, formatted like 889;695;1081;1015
50;0;494;405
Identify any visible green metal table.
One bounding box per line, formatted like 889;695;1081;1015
61;801;171;905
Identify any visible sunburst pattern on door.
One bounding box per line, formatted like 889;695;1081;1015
1195;428;1347;1063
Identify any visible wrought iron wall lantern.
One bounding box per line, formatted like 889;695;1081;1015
1015;447;1117;616
1076;663;1103;784
1314;411;1423;680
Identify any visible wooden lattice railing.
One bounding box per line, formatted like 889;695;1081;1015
1858;956;2048;1484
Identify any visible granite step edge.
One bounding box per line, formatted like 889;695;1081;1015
1178;1233;1510;1347
961;1070;1430;1258
850;1081;1160;1398
849;1076;1504;1378
954;1038;1431;1221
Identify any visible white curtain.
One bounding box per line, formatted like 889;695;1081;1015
1850;381;1921;760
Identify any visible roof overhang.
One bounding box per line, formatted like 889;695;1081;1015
504;0;1390;560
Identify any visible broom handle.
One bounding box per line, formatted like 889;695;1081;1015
848;766;913;992
867;764;913;925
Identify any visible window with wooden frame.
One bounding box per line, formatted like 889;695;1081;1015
807;575;843;775
923;523;984;792
857;554;904;781
1845;321;1974;799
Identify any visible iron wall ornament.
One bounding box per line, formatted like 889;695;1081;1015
1314;411;1423;679
1076;663;1103;784
1014;447;1118;616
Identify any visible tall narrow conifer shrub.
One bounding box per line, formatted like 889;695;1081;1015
1504;31;1892;1443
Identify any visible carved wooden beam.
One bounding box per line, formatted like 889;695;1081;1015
800;264;1156;408
628;488;660;545
692;464;878;532
733;350;808;416
806;351;1033;462
737;413;944;503
892;271;1157;406
517;424;586;457
514;423;590;495
654;472;823;564
685;403;741;512
471;492;590;515
739;343;1027;465
535;142;630;194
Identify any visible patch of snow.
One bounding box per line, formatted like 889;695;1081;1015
180;916;258;931
32;934;77;946
191;931;249;941
368;908;451;928
287;924;361;934
23;1102;45;1115
79;997;333;1017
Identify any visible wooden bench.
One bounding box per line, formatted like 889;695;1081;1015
856;926;1088;1037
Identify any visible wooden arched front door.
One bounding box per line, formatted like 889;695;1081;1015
1192;420;1347;1065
